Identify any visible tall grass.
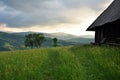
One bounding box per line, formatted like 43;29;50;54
0;45;120;80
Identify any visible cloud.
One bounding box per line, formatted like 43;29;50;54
0;6;98;36
0;22;95;36
0;0;113;36
0;0;112;27
0;0;68;27
0;1;29;27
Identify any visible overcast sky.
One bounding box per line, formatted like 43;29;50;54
0;0;113;36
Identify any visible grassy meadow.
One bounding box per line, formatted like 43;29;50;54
0;45;120;80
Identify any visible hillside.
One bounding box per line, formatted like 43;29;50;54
0;32;81;51
0;45;119;80
12;32;94;41
0;32;25;51
12;32;94;44
67;38;94;43
12;32;79;40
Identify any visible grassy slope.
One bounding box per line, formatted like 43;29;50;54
0;45;120;80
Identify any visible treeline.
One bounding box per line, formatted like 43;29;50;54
25;33;58;48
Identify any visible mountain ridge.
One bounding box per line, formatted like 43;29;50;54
0;31;94;51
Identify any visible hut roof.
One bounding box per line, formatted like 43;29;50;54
87;0;120;31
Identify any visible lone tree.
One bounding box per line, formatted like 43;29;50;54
52;38;58;47
25;33;46;48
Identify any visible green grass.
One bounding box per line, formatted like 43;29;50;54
0;45;120;80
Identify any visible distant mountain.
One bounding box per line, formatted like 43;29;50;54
10;32;39;36
0;32;81;51
10;31;94;44
12;32;78;40
42;37;80;47
45;32;94;43
0;32;25;51
44;32;79;40
78;35;94;38
0;31;94;51
12;32;93;38
66;38;94;44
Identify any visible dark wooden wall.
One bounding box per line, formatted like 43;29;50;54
94;19;120;44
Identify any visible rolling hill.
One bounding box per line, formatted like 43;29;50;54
66;37;94;43
0;32;84;51
11;32;79;40
12;32;94;43
0;32;25;51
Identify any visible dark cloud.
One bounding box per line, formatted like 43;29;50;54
0;0;112;27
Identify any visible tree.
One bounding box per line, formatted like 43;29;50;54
53;38;58;47
25;33;46;48
25;34;34;48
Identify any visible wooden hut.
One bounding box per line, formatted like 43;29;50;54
87;0;120;45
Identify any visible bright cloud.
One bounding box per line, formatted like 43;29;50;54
0;0;113;36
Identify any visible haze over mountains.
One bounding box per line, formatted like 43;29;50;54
0;31;93;51
12;32;93;39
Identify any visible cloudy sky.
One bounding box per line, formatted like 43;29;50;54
0;0;113;36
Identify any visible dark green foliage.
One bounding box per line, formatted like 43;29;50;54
53;38;58;47
25;33;46;48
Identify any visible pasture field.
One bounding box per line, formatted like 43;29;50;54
0;45;120;80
